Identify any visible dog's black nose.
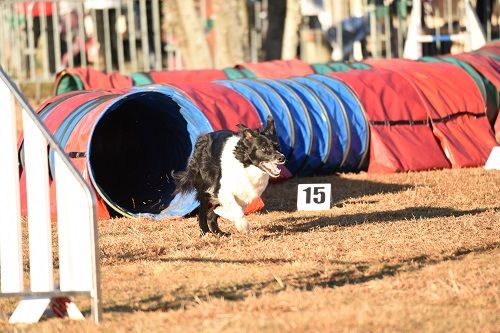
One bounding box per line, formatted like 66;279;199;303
277;154;286;164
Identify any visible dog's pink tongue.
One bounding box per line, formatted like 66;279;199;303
263;162;281;175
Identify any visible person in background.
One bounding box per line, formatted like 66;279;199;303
17;1;56;73
59;1;86;68
85;0;123;70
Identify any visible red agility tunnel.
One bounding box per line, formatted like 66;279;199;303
168;82;262;131
55;68;133;95
477;41;500;56
55;68;230;94
451;52;500;92
331;68;450;173
131;69;228;86
20;91;122;219
236;59;315;79
496;114;500;143
367;59;497;168
449;51;500;142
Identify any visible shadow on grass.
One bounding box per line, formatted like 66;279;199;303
155;257;360;265
157;257;295;265
110;252;360;265
102;242;499;314
262;176;413;212
262;206;493;235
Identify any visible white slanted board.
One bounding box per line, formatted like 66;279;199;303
9;298;51;324
484;146;500;170
66;301;85;320
0;79;23;293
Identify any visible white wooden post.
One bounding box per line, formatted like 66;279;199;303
55;154;93;293
0;80;23;294
9;111;55;324
22;111;54;292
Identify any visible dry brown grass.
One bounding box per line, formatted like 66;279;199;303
1;167;499;333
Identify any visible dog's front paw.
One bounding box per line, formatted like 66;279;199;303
234;217;250;233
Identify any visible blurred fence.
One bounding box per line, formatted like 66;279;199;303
0;0;498;86
0;0;179;84
297;0;499;62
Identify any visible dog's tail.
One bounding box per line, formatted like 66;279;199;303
172;133;211;196
172;167;197;196
172;137;206;195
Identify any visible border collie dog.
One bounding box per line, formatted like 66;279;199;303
174;116;285;235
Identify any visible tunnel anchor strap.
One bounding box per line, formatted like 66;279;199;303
68;152;86;158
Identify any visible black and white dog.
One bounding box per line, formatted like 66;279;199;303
174;116;285;235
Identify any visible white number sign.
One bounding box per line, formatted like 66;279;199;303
297;184;331;211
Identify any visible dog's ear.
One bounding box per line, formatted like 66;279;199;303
241;128;258;141
261;116;276;137
237;124;257;141
236;123;249;131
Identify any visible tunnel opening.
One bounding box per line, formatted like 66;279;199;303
88;92;192;217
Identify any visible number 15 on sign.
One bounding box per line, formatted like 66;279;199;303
297;184;331;211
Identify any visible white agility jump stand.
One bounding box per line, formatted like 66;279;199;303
0;66;101;324
403;0;486;59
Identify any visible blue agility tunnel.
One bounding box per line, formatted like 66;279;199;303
217;80;295;160
278;79;332;175
291;77;350;173
258;79;314;175
219;76;369;175
307;74;370;171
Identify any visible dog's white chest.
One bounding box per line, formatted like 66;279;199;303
219;136;269;205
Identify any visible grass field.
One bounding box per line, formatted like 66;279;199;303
0;167;499;332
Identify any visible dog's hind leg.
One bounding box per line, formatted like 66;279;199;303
207;206;230;237
197;195;210;236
